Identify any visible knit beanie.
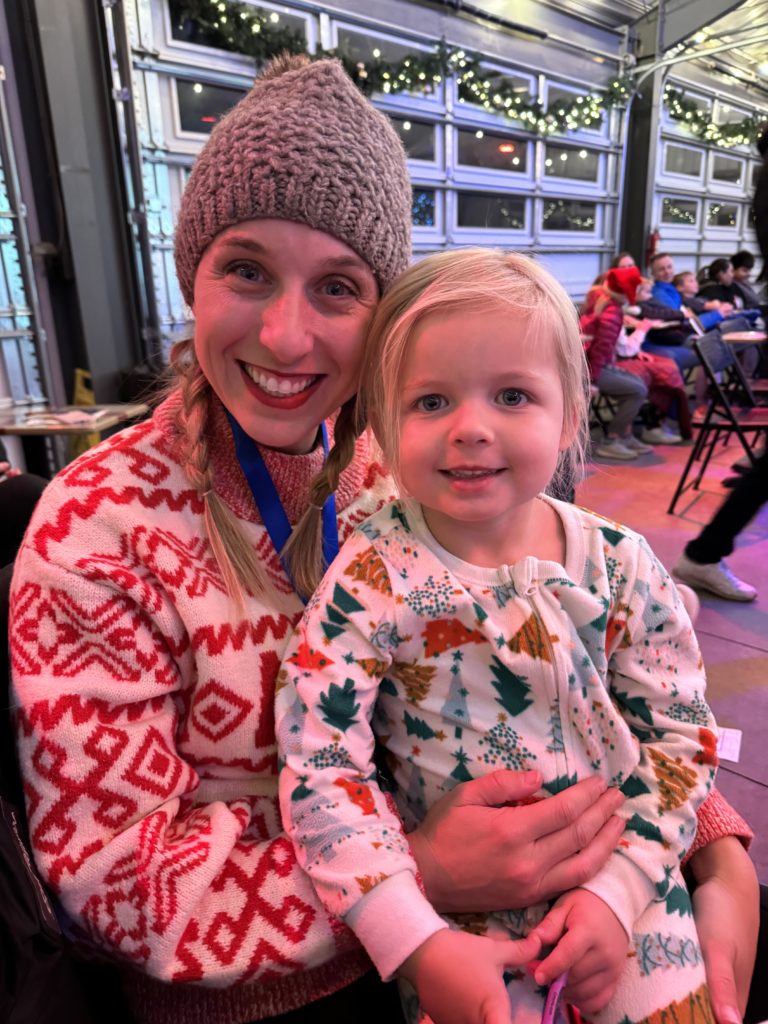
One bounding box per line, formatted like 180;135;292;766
174;54;412;304
605;266;642;304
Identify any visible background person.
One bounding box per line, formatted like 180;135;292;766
580;267;652;460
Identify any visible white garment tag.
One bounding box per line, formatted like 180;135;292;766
716;727;742;763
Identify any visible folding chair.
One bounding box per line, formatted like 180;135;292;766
667;337;768;514
589;390;618;435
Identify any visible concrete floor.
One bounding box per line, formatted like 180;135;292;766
578;436;768;885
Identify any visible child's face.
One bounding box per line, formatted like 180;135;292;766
635;283;652;302
678;274;698;299
397;306;568;549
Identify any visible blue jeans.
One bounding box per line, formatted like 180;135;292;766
642;329;734;374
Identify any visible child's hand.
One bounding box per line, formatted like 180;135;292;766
399;928;541;1024
532;889;628;1015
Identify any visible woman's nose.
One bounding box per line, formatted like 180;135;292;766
258;290;314;364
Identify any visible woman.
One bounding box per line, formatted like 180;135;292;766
699;259;744;308
9;54;757;1024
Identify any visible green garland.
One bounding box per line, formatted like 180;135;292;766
169;0;631;134
663;85;766;148
169;0;766;147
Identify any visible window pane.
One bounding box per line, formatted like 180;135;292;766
391;118;435;161
457;192;526;229
717;103;748;125
169;1;306;47
661;197;698;226
707;202;738;228
544;145;599;182
458;70;531;108
542;199;596;232
176;79;247;134
336;29;435;96
664;145;702;177
547;85;582;109
456;129;527;172
412;188;436;227
711;155;743;184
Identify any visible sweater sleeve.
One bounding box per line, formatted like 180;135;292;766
685;787;753;863
579;537;718;939
10;487;362;989
638;298;686;322
276;530;446;980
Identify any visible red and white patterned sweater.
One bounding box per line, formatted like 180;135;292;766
10;391;395;1023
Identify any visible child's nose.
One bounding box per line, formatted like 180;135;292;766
448;404;494;445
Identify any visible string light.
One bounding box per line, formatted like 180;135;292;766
170;0;634;136
663;85;764;149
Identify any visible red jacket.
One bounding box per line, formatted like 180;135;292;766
580;290;623;383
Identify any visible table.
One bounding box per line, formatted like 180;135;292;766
0;403;150;475
722;331;768;344
0;403;149;437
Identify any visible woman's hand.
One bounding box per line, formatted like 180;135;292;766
399;927;541;1024
0;460;21;480
689;837;759;1023
408;770;625;913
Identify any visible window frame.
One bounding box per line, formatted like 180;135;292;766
657;193;701;232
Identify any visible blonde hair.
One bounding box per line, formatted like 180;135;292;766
168;337;268;612
286;248;590;597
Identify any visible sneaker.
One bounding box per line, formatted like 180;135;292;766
672;554;757;602
641;425;683;445
623;435;655;454
593;438;639;461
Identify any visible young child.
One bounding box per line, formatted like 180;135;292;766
276;250;717;1024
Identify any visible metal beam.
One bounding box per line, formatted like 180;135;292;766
30;0;142;401
633;0;745;60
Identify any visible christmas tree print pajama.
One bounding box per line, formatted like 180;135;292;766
276;496;718;1024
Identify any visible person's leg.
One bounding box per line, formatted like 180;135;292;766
641;341;698;372
673;448;768;600
591;882;710;1024
744;884;768;1024
262;970;407;1024
693;330;735;374
0;473;48;567
593;367;648;459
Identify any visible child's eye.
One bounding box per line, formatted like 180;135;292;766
497;388;528;407
414;394;447;412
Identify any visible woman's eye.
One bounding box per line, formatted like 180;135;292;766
323;279;356;298
497;388;528;407
229;263;263;283
415;394;447;412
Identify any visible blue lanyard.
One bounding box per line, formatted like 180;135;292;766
226;413;339;600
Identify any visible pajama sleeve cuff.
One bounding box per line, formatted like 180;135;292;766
579;853;657;941
345;872;448;981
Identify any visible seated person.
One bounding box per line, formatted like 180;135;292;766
698;260;762;328
731;250;764;309
651;253;727;330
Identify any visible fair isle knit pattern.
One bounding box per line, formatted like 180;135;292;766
277;497;718;980
10;391;395;1023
